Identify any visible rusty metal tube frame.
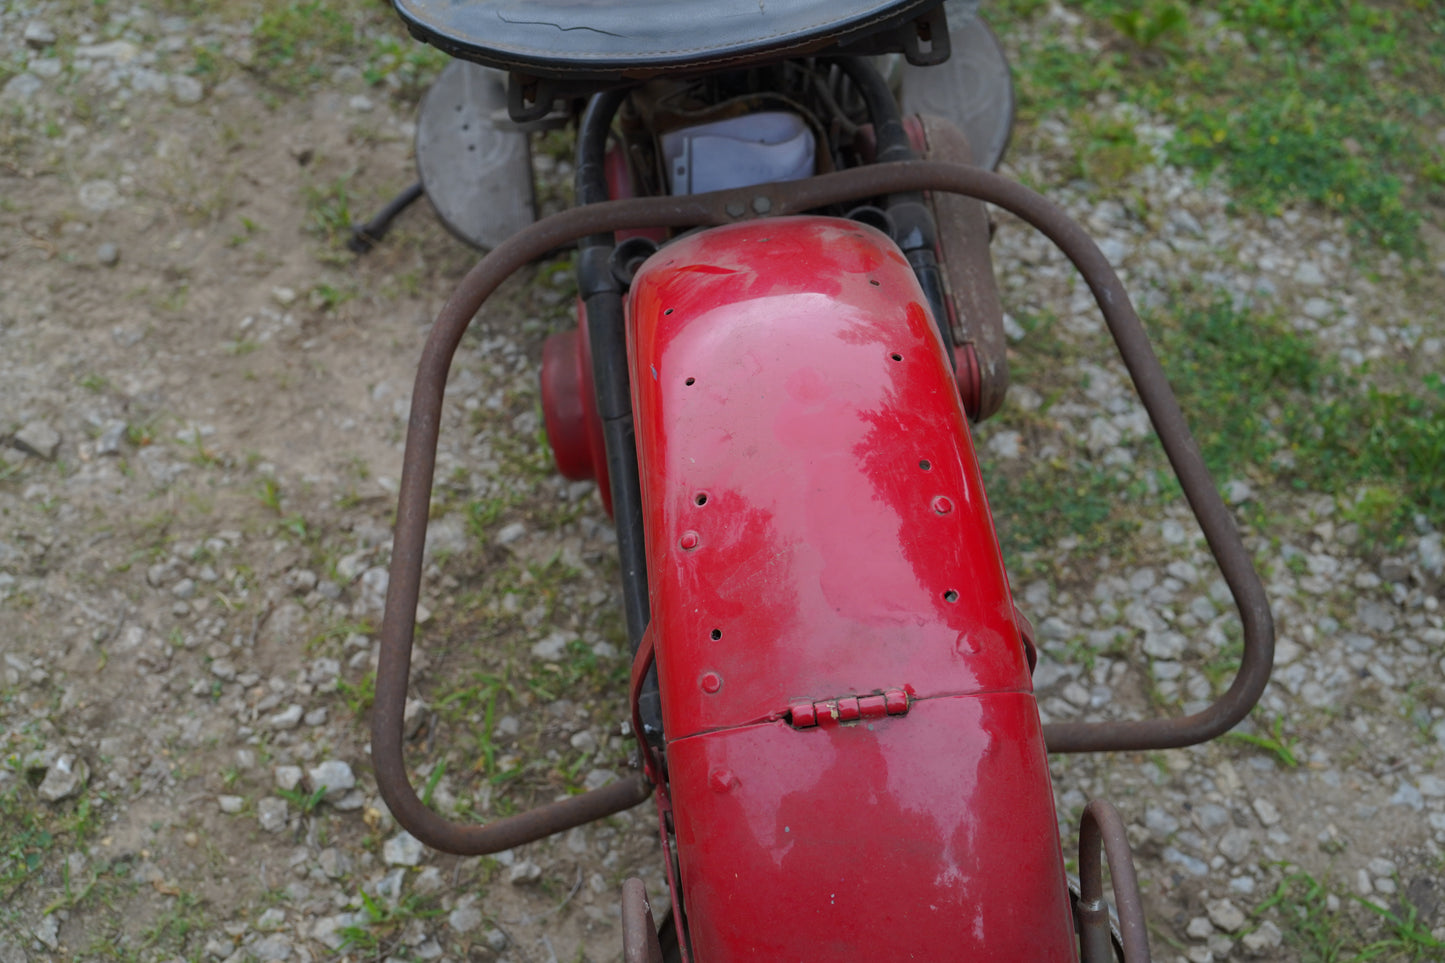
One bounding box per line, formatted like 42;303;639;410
622;878;667;963
1078;800;1151;962
373;159;1274;852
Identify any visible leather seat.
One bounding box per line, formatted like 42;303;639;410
394;0;943;79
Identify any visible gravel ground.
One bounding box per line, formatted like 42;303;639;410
2;3;1444;962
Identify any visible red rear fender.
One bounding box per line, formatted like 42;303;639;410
627;217;1073;959
628;217;1033;736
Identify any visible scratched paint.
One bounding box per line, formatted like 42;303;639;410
628;217;1031;741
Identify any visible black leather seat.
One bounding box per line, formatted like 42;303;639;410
394;0;944;80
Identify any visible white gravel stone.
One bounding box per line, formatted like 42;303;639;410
1206;899;1246;933
38;755;88;802
274;766;304;792
1144;808;1179;837
170;74;203;105
1294;260;1326;285
308;760;356;800
1223;479;1254;505
250;935;292;961
96;419;127;452
258;797;289;833
331;789;366;811
1241;920;1283;954
1420;533;1444;577
449;896;483;933
3;73;42;100
23;21;58;48
1143;631;1186;659
265;704;304;730
78;180;121;212
1186;916;1214;939
1366;856;1397;877
1162;846;1208;876
218;795;244;814
313;912;364;950
318;847;353;879
584;768;617;791
383;831;424;867
403;698;430;737
284;568;318;593
14;421;60;460
1391;781;1425;810
78;40;140;62
1252;798;1281;827
32;916;58;951
531;630;570;661
1217;827;1252;863
986;430;1022;458
508;859;543;884
414;866;444;894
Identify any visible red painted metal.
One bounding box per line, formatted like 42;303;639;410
629;217;1032;738
668;695;1075;960
539;301;613;514
606;143;670;245
627;217;1073;960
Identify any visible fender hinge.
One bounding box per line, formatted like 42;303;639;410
787;688;910;729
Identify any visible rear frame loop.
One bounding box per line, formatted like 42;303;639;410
371;158;1274;853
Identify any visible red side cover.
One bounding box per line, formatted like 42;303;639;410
628;217;1075;960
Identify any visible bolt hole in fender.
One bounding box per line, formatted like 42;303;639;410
370;161;1272;958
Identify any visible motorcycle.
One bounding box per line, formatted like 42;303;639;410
366;2;1276;959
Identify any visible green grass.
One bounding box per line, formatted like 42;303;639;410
250;1;448;100
251;1;361;90
1151;295;1323;481
337;670;376;716
1256;870;1445;962
986;290;1444;565
1;799;55;900
340;889;444;954
1;784;100;903
1152;296;1445;545
989;458;1146;561
303;176;357;248
994;0;1445;255
275;784;327;814
1222;716;1300;767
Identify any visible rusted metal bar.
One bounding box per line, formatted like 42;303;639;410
622;878;666;963
915;114;1010;420
373;158;1274;854
1078;800;1150;962
349;181;425;254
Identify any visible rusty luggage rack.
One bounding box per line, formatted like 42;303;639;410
371;160;1275;854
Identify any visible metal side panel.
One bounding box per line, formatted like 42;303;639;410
415;60;535;249
626;216;1032;743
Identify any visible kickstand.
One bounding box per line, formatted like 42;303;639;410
348;181;425;254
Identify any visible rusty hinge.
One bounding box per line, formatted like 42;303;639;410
787;688;910;729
